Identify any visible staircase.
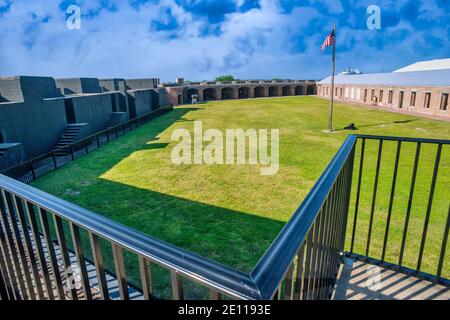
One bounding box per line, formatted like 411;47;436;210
105;112;127;130
52;124;87;156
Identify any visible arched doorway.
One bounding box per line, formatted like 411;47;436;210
238;87;250;99
254;86;265;98
295;86;304;96
269;86;279;97
203;88;217;101
187;88;199;103
221;87;234;100
307;85;316;95
282;86;292;96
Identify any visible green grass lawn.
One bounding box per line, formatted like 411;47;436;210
31;96;450;297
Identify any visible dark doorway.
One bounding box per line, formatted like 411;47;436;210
423;92;431;109
128;95;137;119
282;86;291;96
0;130;4;143
238;87;249;99
187;89;199;103
150;90;160;110
399;91;404;108
64;98;76;124
440;93;449;111
203;88;217;101
307;85;315;95
111;93;117;112
295;86;304;95
221;87;234;100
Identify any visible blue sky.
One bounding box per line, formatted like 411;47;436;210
0;0;449;81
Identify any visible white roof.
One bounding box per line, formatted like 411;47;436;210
394;58;450;73
319;69;450;87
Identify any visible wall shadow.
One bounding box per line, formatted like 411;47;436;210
84;178;284;273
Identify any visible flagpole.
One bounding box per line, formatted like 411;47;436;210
328;25;336;132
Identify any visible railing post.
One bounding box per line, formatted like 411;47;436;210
70;222;93;300
138;256;153;300
89;232;109;300
0;190;27;299
417;143;442;273
0;212;18;300
381;141;402;263
112;244;129;300
399;142;421;267
435;205;450;284
70;145;75;161
210;289;221;300
29;160;36;181
341;143;356;253
53;215;78;300
24;201;54;299
13;195;45;299
350;138;365;253
38;208;65;300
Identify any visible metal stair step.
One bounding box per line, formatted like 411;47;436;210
53;124;86;154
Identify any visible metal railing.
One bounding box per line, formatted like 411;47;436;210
346;135;450;286
0;106;173;184
0;134;448;300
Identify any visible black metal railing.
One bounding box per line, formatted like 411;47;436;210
251;135;356;299
0;134;448;300
0;106;173;184
346;135;450;286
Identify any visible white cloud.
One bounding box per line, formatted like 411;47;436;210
0;0;447;82
0;0;325;81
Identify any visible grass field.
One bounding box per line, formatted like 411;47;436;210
31;96;450;296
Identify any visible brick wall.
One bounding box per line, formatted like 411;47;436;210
317;84;449;119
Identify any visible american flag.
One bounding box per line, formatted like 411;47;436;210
321;29;336;51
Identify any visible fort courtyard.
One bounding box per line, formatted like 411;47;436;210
27;96;449;298
0;1;449;303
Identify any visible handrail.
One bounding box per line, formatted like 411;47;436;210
356;134;450;145
0;173;260;300
251;135;357;299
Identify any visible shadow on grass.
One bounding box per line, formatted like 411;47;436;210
84;178;284;299
33;105;285;299
335;119;418;132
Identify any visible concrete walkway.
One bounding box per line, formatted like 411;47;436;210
333;258;450;300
